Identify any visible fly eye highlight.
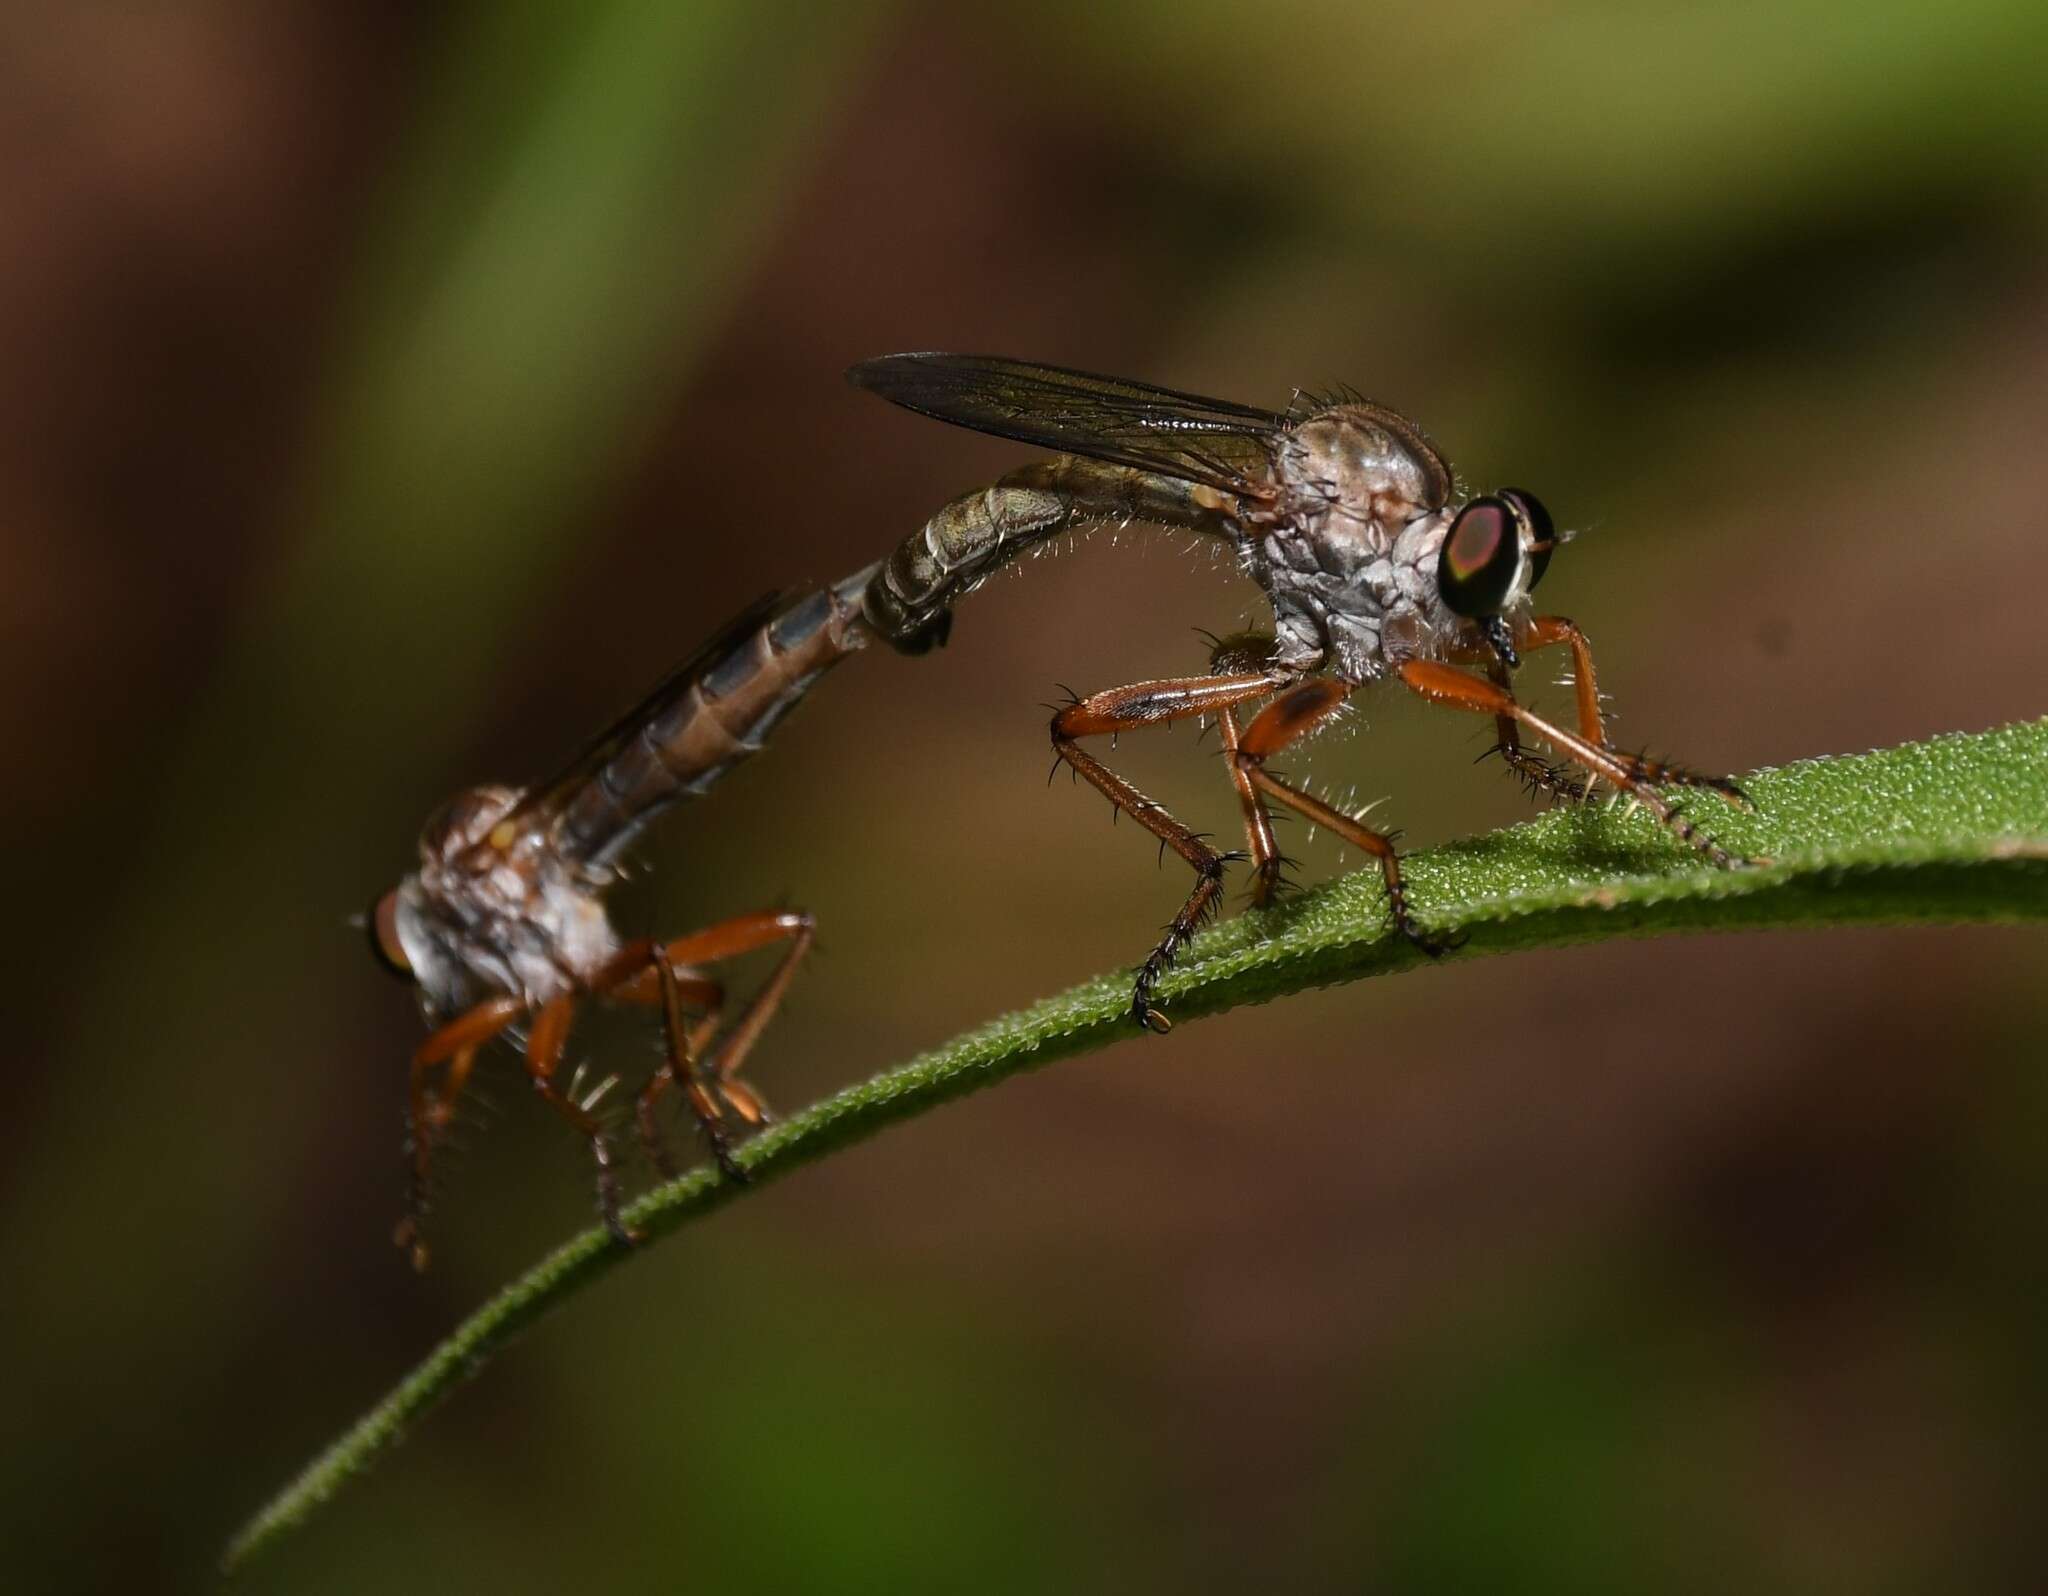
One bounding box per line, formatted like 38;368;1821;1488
1499;487;1555;589
367;888;412;980
1438;489;1555;618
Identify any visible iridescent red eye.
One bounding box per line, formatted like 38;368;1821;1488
1438;497;1521;617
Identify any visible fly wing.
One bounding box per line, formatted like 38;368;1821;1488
848;353;1286;497
515;590;785;826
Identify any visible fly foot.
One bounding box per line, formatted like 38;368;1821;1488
1129;857;1229;1033
592;1135;644;1247
703;1118;751;1184
392;1216;431;1273
1384;871;1465;960
1401;921;1468;960
1131;957;1175;1034
1247;853;1303;908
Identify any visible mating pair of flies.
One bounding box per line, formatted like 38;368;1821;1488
368;354;1750;1265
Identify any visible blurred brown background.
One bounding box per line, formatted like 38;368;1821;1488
3;3;2045;1591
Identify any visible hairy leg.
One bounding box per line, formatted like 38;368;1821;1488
1234;678;1460;956
1052;667;1292;1029
1399;659;1748;866
397;994;525;1271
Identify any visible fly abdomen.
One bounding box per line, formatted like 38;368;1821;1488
864;457;1241;653
553;566;877;869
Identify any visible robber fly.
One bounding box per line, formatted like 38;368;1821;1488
850;354;1749;1031
366;567;876;1267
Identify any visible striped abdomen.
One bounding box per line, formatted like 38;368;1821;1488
551;565;877;869
863;457;1242;652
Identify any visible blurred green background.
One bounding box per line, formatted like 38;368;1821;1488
4;2;2046;1590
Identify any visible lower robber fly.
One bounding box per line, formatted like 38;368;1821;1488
850;353;1752;1031
366;565;878;1268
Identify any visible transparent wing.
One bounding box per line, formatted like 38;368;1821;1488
849;352;1287;497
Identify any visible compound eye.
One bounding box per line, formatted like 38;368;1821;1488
1500;487;1555;589
367;888;413;980
1438;497;1523;618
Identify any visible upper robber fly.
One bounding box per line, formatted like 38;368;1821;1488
851;353;1750;1029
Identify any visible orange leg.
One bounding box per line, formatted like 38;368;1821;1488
599;912;815;1181
1052;668;1291;1030
687;912;814;1113
1207;632;1293;906
1217;703;1285;901
649;957;743;1182
1234;678;1462;957
1475;616;1746;808
1519;614;1607;749
523;994;638;1248
620;968;724;1182
397;994;525;1271
1398;659;1747;867
1483;654;1588;804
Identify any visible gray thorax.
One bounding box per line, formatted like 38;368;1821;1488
1246;407;1462;683
394;785;618;1020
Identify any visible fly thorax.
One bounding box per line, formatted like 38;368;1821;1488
1278;408;1449;532
526;857;618;991
1382;510;1467;662
1253;519;1380;676
1250;407;1455;682
400;783;618;1017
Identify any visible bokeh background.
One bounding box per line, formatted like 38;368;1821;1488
5;3;2046;1591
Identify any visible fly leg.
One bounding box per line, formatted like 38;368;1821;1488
397;994;525;1271
523;994;638;1247
632;988;722;1183
649;958;741;1183
1398;659;1749;866
1483;656;1589;805
1234;679;1463;957
1052;668;1292;1031
602;911;814;1181
594;942;724;1181
675;911;815;1128
1481;616;1747;807
1207;633;1293;906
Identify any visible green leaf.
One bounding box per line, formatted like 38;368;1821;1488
224;719;2048;1573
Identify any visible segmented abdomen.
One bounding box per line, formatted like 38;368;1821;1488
554;565;877;868
864;457;1242;652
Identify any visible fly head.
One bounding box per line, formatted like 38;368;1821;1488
1434;488;1557;668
